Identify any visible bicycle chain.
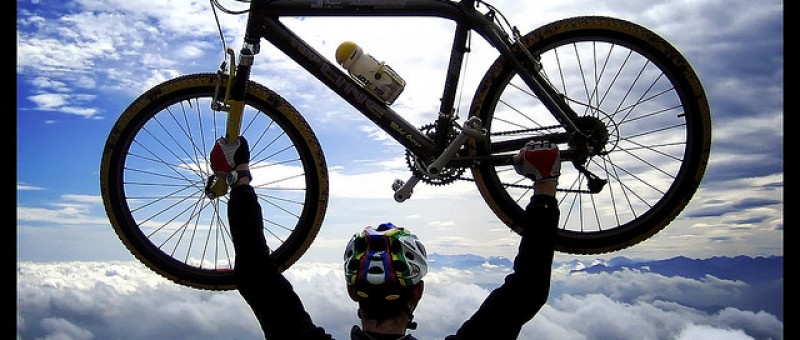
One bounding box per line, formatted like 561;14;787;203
409;122;593;193
455;175;591;193
487;124;601;193
489;124;563;136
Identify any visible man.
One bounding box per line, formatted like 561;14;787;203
211;136;561;339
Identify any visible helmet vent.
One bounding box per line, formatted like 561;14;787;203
393;261;408;272
347;260;359;271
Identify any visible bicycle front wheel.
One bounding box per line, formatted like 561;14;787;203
101;73;329;290
470;16;711;254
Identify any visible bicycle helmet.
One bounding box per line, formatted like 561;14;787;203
343;223;428;301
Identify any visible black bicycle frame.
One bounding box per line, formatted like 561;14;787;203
233;0;578;163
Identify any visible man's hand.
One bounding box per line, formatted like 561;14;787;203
210;136;250;173
513;140;561;183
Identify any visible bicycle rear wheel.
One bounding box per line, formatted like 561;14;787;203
469;16;711;254
101;73;328;290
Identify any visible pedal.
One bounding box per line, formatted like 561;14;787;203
392;175;419;202
392;179;405;192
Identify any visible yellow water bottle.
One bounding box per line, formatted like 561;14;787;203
336;41;406;105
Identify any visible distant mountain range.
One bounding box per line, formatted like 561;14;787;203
427;253;782;284
427;253;783;321
575;255;782;283
427;253;512;269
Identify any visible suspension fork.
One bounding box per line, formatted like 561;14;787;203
226;45;256;143
205;43;257;199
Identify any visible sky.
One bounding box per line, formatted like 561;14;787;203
17;0;783;338
17;0;783;264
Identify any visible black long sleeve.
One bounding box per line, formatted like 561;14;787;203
446;194;559;340
228;184;333;340
229;183;558;339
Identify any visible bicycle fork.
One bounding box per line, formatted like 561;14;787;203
205;46;255;199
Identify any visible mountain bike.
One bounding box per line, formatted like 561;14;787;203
100;0;712;290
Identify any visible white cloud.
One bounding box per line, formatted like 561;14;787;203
675;324;755;340
18;261;262;339
17;194;107;225
554;269;748;309
25;92;99;118
28;93;68;110
17;206;106;225
16;261;781;340
17;182;45;191
30;76;70;92
38;317;95;340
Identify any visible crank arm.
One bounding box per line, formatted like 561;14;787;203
428;116;487;175
392;175;420;203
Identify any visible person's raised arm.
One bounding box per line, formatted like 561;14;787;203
448;140;561;340
211;136;333;339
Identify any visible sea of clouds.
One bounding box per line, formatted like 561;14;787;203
17;257;782;340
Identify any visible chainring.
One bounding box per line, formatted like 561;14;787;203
405;124;466;186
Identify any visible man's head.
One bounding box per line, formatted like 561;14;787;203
343;223;428;328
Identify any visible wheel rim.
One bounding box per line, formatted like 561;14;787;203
106;83;324;287
473;25;708;253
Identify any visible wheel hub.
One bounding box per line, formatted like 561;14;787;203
569;116;611;162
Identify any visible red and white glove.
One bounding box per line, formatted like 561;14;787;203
210;136;250;173
513;140;561;182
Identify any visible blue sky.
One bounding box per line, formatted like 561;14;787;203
16;0;783;339
18;0;783;264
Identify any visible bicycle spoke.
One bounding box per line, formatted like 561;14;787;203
118;93;313;272
471;16;710;253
